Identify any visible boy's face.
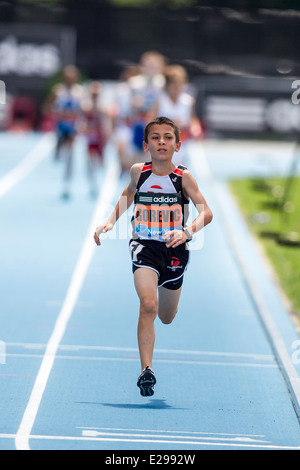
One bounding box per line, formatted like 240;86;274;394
143;124;181;161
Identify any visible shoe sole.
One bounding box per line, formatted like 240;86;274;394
137;371;156;397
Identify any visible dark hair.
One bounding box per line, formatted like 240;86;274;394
144;116;181;144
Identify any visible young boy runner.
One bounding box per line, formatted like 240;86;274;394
94;117;213;397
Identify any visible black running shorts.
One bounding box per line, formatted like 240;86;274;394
129;239;190;290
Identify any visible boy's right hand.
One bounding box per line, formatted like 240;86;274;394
94;222;114;246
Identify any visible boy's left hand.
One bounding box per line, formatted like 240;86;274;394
163;230;187;248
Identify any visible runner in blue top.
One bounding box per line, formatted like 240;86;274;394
47;65;83;199
94;117;213;397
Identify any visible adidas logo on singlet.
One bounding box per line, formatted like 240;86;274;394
138;193;180;204
153;195;178;203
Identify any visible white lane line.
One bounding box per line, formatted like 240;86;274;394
6;342;274;361
15;158;120;451
81;429;269;444
5;353;278;369
5;342;277;368
1;433;300;450
0;133;56;198
77;426;266;438
189;141;300;421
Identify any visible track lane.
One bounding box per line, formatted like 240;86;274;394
1;135;300;450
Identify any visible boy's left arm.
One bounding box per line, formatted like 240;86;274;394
164;170;213;248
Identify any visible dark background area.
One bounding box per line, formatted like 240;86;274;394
1;0;300;80
1;0;300;135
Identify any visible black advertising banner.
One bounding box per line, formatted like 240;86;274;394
195;76;300;135
0;23;76;94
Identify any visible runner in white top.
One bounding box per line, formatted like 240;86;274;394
153;64;202;165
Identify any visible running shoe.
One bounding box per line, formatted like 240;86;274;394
137;366;156;397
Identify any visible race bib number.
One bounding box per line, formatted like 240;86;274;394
134;192;183;241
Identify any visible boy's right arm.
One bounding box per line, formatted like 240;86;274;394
94;163;143;246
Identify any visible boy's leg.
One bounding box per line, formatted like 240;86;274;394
158;286;182;325
134;268;158;371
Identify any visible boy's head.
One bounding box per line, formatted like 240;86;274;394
144;117;180;144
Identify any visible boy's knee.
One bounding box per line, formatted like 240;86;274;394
140;297;158;317
158;309;177;325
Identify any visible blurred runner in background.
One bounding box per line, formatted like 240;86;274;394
152;64;203;165
129;51;167;163
113;51;166;170
112;65;139;176
45;65;83;199
81;81;110;198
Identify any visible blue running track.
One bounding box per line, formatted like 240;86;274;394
0;132;300;450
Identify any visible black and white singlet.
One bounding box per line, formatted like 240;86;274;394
132;162;190;242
